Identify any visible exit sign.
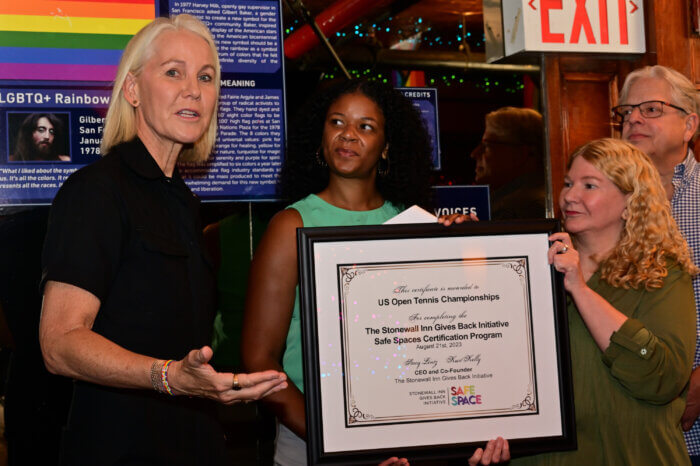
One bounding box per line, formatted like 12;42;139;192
485;0;645;60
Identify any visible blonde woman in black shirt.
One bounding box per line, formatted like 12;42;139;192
39;15;286;466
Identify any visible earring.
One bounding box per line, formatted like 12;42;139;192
315;147;327;167
377;156;390;177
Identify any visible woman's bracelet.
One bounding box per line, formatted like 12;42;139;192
150;359;174;395
161;359;174;395
150;359;165;393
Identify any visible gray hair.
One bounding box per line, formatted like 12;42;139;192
619;65;699;117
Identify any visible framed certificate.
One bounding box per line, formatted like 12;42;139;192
297;220;575;464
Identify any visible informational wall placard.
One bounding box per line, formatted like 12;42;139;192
170;0;286;201
0;0;286;206
398;88;440;170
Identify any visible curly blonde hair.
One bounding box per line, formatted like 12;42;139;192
568;138;697;289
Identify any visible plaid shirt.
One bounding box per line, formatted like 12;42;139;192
673;150;700;455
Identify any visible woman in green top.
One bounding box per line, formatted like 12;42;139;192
515;138;697;465
241;80;509;466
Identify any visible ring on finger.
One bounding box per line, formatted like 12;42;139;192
560;243;569;253
232;373;241;391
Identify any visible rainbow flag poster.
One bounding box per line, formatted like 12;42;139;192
0;0;156;82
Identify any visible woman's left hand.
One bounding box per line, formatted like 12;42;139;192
375;437;510;466
438;212;478;226
468;437;510;465
548;232;586;293
549;234;629;352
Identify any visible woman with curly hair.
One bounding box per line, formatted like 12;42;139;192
241;80;509;466
278;79;433;207
513;137;697;465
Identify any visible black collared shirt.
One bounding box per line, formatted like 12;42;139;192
42;139;225;465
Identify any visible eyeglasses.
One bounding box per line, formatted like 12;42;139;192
611;100;689;124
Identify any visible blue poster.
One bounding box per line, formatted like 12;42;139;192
398;88;440;170
0;88;110;205
433;185;491;221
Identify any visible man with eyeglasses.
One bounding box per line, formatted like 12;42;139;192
615;65;700;464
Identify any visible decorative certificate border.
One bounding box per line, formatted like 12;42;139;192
297;220;575;464
339;258;537;426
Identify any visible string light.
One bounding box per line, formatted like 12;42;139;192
285;14;525;96
282;11;486;51
317;66;524;98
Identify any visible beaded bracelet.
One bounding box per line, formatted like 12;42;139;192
150;359;165;393
161;359;174;396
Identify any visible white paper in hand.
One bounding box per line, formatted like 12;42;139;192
383;205;436;224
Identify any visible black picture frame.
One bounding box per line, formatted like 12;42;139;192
297;220;575;465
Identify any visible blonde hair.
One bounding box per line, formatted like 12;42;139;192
101;14;221;162
485;107;543;156
619;65;699;137
568;138;697;289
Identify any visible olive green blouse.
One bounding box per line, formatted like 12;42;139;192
512;263;695;466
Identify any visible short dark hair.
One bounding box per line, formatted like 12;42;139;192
13;113;65;161
280;79;433;208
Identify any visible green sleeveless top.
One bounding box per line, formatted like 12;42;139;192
283;194;402;392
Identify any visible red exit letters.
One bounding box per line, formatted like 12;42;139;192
539;0;630;45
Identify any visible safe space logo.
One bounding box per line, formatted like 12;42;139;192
450;385;483;406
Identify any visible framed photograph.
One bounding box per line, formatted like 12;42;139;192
297;220;575;464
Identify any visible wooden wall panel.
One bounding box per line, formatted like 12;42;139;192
647;0;700;85
645;0;692;75
560;73;618;158
542;55;563;217
692;38;700;85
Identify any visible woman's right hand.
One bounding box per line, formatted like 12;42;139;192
168;345;287;404
39;282;287;404
468;437;510;465
438;212;478;226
